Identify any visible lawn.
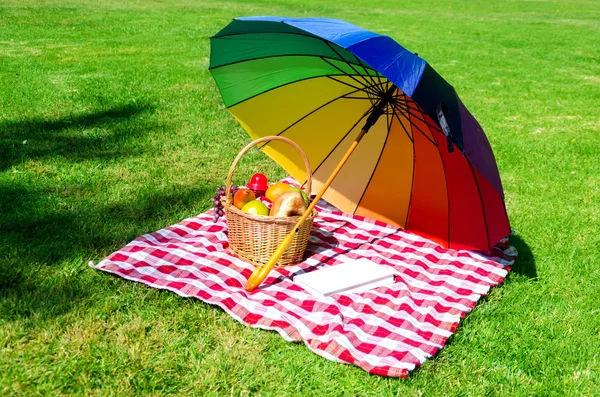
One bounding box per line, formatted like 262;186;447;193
1;0;599;395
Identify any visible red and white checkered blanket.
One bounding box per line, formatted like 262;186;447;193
91;186;516;378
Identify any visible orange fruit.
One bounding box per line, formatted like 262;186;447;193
265;182;292;203
241;200;269;216
233;188;256;209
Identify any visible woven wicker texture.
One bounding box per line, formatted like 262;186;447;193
222;136;315;267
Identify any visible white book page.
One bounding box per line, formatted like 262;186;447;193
293;258;397;297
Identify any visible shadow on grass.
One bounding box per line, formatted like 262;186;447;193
0;103;214;320
507;234;537;280
0;102;156;171
0;184;214;320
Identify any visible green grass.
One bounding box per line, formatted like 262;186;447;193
1;0;599;395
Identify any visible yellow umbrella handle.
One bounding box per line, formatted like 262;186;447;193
245;130;367;292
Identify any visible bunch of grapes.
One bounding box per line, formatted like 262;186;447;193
211;185;238;222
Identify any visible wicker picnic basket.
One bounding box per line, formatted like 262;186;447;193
222;136;316;267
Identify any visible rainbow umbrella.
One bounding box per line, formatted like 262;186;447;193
209;17;511;289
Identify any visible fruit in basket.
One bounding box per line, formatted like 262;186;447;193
265;182;292;202
269;190;308;217
241;200;269;216
211;185;237;222
247;173;268;197
233;188;256;209
288;187;310;206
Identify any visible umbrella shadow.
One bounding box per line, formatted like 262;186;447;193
507;234;537;280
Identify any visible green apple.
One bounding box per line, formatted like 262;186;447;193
241;200;269;216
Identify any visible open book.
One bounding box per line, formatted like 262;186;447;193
293;258;397;298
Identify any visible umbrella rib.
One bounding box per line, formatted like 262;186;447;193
212;30;380;74
393;103;440;146
209;53;379;73
213;30;325;40
343;48;381;91
362;76;389;98
343;96;377;100
352;55;377;86
226;74;378;108
354;112;393;213
408;99;452;246
364;86;380;107
408;106;446;135
394;100;444;134
365;87;381;107
392;103;436;146
368;79;391;99
352;57;380;90
375;69;388;93
467;161;491;249
310;107;374;178
320;57;382;97
429;122;452;247
324;42;381;90
255;86;369;149
391;112;415;143
213;30;373;78
326;75;383;99
355;56;386;92
403;105;446;145
395;101;440;131
404;129;417;228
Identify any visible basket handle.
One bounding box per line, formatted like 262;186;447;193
225;136;313;202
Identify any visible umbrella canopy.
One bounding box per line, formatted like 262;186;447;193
209;16;510;252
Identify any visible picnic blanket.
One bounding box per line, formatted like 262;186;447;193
91;183;517;378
